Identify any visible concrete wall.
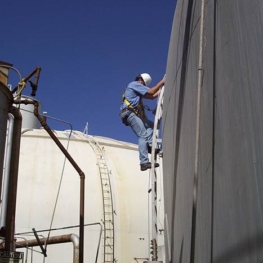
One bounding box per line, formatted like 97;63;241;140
163;0;263;262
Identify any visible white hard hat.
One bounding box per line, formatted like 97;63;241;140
140;73;152;86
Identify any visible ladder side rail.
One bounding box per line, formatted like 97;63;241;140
150;85;165;233
149;85;165;261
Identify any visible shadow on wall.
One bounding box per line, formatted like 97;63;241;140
213;233;263;263
171;0;195;258
179;237;184;263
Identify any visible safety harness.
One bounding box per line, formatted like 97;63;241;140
122;89;147;118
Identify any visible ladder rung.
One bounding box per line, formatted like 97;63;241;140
105;245;113;248
104;223;113;226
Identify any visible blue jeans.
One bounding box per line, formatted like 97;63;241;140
121;111;153;164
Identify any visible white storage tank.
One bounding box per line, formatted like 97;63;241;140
15;128;164;263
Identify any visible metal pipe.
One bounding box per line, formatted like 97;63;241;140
0;114;14;229
5;106;22;251
16;234;79;263
15;99;85;263
15;237;29;263
15;222;103;263
11;67;41;96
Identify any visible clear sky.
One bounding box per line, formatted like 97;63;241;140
2;0;177;144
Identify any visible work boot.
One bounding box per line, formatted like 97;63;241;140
147;145;161;155
140;162;159;171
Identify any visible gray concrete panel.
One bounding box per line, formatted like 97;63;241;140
213;1;263;262
163;0;263;262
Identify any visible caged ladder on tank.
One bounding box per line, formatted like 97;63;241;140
87;136;115;263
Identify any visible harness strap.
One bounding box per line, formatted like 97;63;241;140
122;88;147;118
122;93;144;116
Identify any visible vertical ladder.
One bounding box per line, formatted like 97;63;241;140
87;136;115;263
149;85;165;261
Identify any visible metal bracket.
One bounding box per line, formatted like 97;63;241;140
32;228;47;257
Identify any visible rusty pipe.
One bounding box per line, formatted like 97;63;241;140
14;99;85;263
5;106;22;251
12;67;41;95
16;234;79;263
15;222;102;263
20;67;41;83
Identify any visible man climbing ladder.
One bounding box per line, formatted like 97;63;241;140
120;73;165;171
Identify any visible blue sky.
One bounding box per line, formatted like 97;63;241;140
2;0;176;144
